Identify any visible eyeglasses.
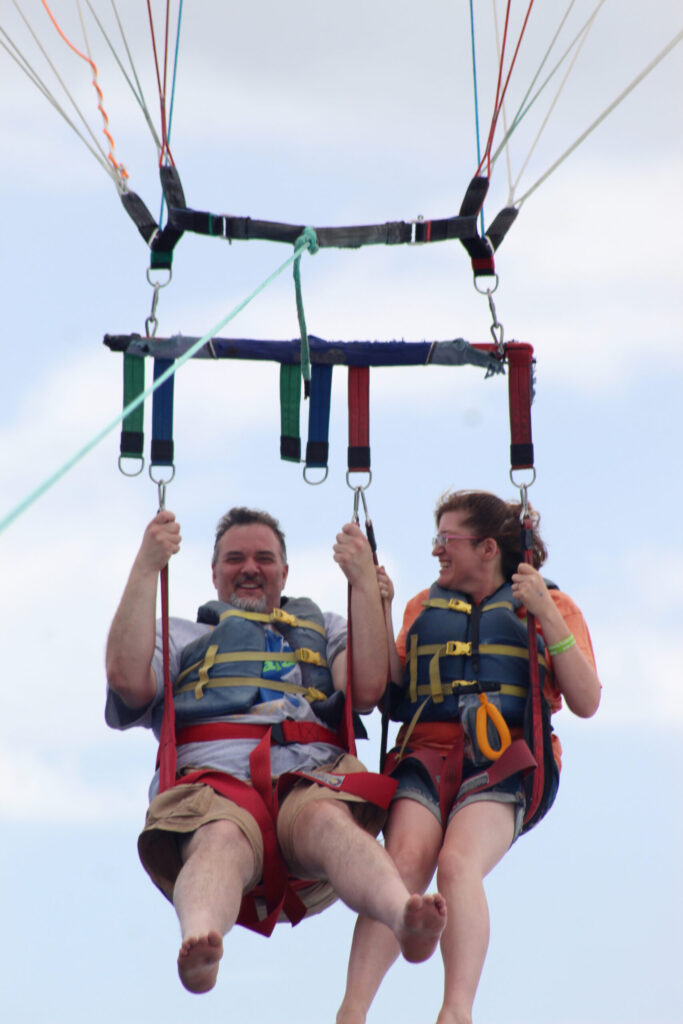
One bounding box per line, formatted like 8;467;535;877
432;532;481;547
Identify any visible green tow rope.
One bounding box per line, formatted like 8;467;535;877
0;235;316;537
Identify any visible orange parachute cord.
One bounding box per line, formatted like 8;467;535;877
476;0;536;178
40;0;128;185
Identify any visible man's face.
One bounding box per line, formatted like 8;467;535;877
212;523;289;613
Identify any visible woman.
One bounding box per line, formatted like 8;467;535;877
336;490;601;1024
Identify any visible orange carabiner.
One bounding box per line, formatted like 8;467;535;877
475;693;511;761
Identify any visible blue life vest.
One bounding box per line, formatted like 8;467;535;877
162;596;334;730
390;582;548;729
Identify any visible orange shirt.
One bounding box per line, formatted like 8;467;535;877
394;588;597;770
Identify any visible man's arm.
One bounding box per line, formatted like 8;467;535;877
331;523;388;712
105;510;181;710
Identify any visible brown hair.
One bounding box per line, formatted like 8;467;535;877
435;489;547;580
212;507;287;566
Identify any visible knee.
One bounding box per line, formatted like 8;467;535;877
389;840;437;891
436;843;475;891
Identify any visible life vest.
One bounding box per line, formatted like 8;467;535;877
154;596;335;734
389;581;547;728
155;595;396;935
385;581;558;834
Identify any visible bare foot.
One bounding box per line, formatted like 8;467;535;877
396;892;447;963
177;930;223;993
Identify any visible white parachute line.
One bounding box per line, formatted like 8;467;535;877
492;0;581;166
516;26;683;208
491;0;515;210
506;16;593;205
84;0;163;155
0;24;119;185
8;1;121;187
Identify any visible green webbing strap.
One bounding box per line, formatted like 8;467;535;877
119;354;145;471
293;227;319;398
280;364;302;462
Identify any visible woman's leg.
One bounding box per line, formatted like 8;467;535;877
336;798;443;1024
435;799;516;1024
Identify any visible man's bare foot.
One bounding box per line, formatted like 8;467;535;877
177;930;223;993
396;893;447;963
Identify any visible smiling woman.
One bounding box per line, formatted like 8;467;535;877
337;487;601;1024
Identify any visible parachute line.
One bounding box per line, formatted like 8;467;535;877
468;0;484;234
476;0;536;178
505;10;598;204
4;7;122;187
490;0;607;189
84;0;163;155
516;25;683;207
38;0;128;186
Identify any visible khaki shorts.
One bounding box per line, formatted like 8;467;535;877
137;753;386;918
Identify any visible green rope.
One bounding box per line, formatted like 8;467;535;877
292;227;318;398
0;235;315;537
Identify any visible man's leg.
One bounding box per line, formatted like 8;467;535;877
434;800;516;1024
173;819;257;994
290;798;446;964
336;799;443;1024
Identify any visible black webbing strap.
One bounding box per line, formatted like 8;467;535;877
163;176;514;261
119;166;187;269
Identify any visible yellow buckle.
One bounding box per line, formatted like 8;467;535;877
272;607;298;627
447;598;472;613
297;647;323;666
444;640;471;657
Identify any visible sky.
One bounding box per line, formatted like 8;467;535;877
1;2;682;1022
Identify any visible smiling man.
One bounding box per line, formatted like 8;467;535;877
105;506;446;996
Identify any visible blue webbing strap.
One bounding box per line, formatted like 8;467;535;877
151;358;175;468
305;365;333;469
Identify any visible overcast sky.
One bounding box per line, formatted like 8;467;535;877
1;3;682;1023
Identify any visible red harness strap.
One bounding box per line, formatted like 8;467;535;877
165;720;396;935
384;731;537;832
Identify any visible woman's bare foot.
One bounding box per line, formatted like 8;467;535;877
396;893;447;963
177;930;223;993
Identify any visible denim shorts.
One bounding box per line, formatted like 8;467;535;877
392;755;526;841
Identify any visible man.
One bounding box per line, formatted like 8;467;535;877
106;506;446;995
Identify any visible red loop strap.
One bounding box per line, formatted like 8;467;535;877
347;366;370;473
505;342;535;471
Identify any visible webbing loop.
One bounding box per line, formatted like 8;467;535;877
347;366;371;474
292;227;319;397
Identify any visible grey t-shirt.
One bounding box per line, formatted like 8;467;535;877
105;608;348;800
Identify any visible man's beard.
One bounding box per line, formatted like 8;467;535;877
228;592;268;613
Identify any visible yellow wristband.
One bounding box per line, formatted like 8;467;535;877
547;634;576;657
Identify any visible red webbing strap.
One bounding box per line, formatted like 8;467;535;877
506;343;535;471
173;720;344;750
343;583;357;757
179;762;297;936
157;565;177;792
521;518;545;826
348;367;370;473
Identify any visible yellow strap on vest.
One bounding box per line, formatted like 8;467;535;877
408;633;419;703
409;680;528;700
427;641;473;703
422;597;473;614
175;674;329;702
218;606;327;637
194;644;219;699
176;646;328;691
395;697;432;762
